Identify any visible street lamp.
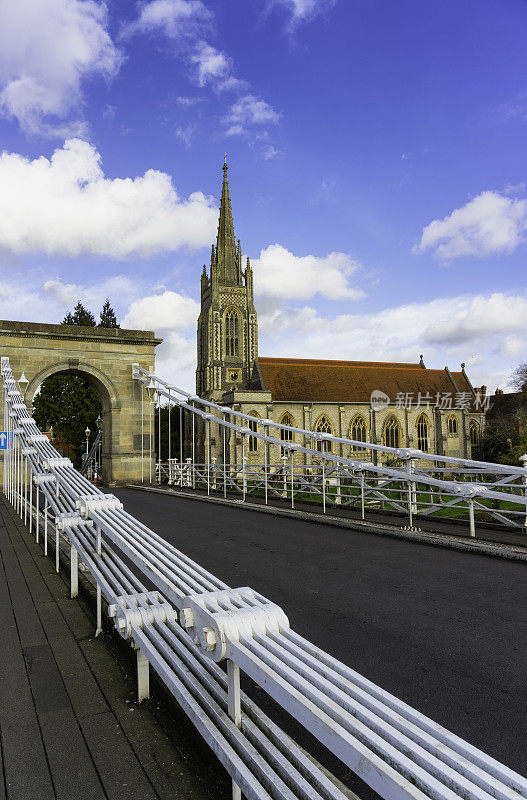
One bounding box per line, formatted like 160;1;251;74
146;379;157;402
18;372;29;400
85;426;90;459
145;380;157;484
96;414;102;431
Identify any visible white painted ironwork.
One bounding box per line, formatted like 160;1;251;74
134;365;527;536
2;355;527;800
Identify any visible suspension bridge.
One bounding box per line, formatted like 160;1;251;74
1;355;526;800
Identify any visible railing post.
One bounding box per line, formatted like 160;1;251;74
186;457;192;487
191;401;195;490
360;471;365;520
281;454;287;498
468;498;476;538
29;474;33;534
179;404;183;471
35;483;40;543
221;413;227;498
242;455;247;501
141;379;144;484
96;526;102;636
520;454;527;531
409;456;417;514
17;433;21;513
168;389;172;470
290;449;294;509
322;441;326;514
212;457;217;489
406;457;414;527
335;465;341;506
137;648;150;702
240;431;247;501
44;499;48;556
206;416;211;496
227;659;242;800
149;394;153;484
70;546;78;598
24;457;28;524
264;424;269;505
157;393;162;484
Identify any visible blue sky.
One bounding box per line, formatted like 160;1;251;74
0;0;526;392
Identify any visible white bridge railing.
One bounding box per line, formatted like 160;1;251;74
138;366;527;537
3;356;527;800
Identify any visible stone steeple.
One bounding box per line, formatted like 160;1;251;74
213;155;242;286
196;157;259;398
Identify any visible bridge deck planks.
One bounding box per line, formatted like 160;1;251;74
0;496;224;800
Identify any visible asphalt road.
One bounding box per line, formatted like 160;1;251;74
114;487;527;794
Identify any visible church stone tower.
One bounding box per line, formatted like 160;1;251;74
196;158;258;399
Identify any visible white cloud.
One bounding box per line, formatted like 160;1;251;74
122;0;211;39
416;190;527;261
423;293;527;344
121;289;201;390
191;42;231;86
0;273;200;389
1;269;525;393
224;94;280;137
124;4;245;92
125;0;278;147
0;0;122;135
175;123;196;147
266;0;337;26
262;145;281;160
257;291;527;391
498;334;526;360
252;244;364;301
176;95;206;106
122;290;200;331
43;275;142;312
0;138;218;258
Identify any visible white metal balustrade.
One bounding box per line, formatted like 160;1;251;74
3;356;527;800
135;365;527;536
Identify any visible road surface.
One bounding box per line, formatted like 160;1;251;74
115;487;527;794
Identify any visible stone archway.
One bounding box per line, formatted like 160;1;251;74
0;320;162;485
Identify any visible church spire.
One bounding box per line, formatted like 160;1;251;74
215;155;241;285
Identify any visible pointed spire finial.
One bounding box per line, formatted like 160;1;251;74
215;154;238;283
223;153;228;173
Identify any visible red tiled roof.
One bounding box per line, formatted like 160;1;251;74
257;357;474;405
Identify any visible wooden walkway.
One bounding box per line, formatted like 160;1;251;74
0;495;226;800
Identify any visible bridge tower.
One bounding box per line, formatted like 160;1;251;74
0;320;161;485
196;157;259;400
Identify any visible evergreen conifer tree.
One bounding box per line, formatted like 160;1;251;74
63;301;96;326
98;298;119;328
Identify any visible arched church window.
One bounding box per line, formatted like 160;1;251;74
315;415;333;453
350;415;367;452
248;411;259;452
225;308;239;357
383;416;400;449
280;413;294;454
448;414;458;435
416;413;430;452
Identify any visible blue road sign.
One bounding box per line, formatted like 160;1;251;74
0;432;13;449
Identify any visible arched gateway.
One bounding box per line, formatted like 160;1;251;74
0;320;161;485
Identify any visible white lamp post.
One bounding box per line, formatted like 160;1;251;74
18;372;29;400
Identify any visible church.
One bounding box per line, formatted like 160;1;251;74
195;160;486;466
